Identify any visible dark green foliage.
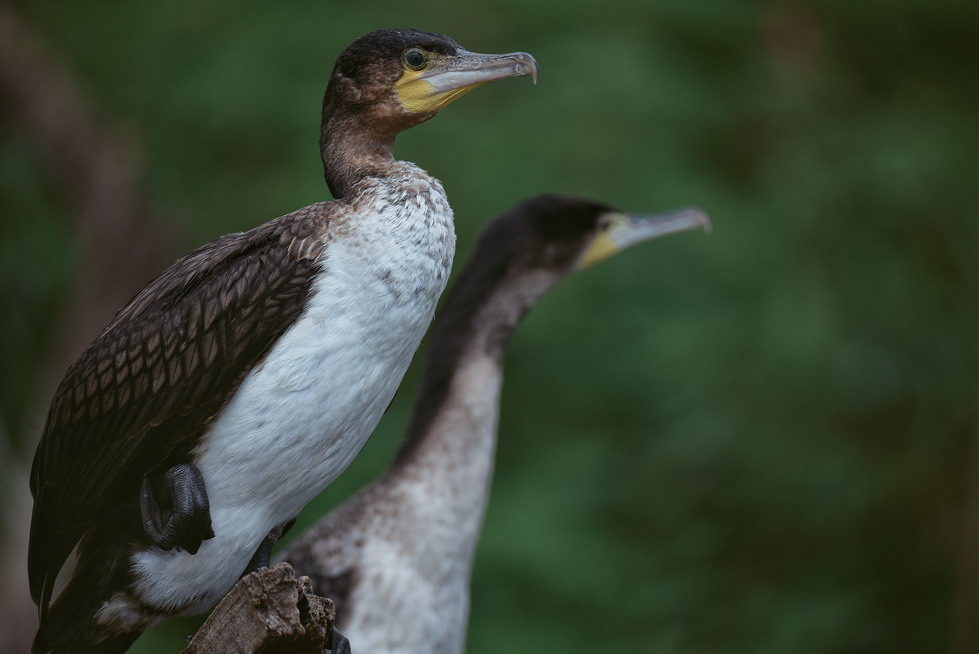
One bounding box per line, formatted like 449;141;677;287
2;0;976;651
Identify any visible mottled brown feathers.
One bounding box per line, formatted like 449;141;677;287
28;202;333;614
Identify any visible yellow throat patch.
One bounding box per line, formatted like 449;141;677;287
577;214;627;269
394;68;484;113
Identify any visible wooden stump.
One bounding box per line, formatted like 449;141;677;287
182;562;336;653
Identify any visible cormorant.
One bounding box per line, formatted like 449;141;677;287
28;29;537;653
278;194;710;653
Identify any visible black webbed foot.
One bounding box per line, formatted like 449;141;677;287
329;626;351;654
140;463;214;554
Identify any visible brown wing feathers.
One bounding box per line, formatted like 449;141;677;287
29;205;329;614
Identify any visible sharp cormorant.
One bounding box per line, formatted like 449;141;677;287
28;28;537;653
278;194;710;653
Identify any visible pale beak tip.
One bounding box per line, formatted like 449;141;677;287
691;208;713;234
516;52;539;85
674;207;712;234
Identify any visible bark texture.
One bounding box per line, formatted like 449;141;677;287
183;563;337;654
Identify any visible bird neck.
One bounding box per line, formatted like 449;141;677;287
392;264;558;474
320;108;398;199
372;264;558;575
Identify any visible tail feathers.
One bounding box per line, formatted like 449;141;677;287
33;626;140;654
33;544;142;654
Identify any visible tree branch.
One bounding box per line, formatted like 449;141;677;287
183;563;337;654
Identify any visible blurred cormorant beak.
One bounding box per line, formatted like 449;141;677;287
577;208;712;269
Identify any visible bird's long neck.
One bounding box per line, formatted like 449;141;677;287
388;261;556;531
320;104;398;199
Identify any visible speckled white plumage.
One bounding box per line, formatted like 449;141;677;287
285;353;501;654
353;354;500;654
96;163;455;626
278;271;559;654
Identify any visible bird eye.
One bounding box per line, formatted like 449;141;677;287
403;48;426;70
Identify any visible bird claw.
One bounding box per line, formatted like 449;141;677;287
242;517;297;576
242;534;275;576
140;463;214;553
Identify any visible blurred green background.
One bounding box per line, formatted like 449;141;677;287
2;0;977;652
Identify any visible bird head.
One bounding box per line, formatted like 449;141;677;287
442;195;711;347
478;194;711;287
324;29;538;134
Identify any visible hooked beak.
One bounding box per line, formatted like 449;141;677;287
577;208;712;269
395;49;539;113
